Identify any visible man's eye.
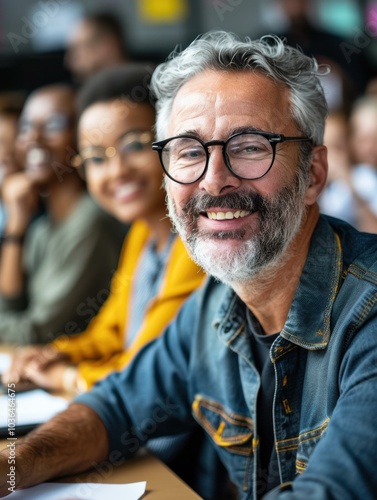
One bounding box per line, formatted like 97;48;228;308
187;149;203;158
178;147;205;161
19;121;32;134
45;118;66;132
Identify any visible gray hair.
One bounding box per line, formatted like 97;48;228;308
151;31;328;146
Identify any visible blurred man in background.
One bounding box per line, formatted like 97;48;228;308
65;12;129;84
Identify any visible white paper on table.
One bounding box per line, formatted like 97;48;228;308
0;389;68;428
7;481;147;499
0;353;11;374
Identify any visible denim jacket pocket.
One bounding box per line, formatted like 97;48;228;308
192;394;255;454
192;395;255;496
292;418;330;474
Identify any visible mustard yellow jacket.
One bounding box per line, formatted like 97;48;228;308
53;220;206;388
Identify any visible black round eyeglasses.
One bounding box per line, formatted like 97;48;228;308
152;131;312;184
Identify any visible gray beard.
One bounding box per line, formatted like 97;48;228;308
166;172;309;286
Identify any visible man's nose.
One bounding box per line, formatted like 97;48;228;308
27;123;45;143
198;147;242;196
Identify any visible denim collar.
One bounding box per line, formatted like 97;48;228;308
280;216;342;349
213;216;342;351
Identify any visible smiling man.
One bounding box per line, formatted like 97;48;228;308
2;32;377;500
158;70;316;293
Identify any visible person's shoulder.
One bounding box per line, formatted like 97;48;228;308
71;194;127;239
325;215;377;271
75;194;108;225
125;219;150;241
24;211;50;242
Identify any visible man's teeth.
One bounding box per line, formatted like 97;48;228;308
27;148;50;165
207;210;250;220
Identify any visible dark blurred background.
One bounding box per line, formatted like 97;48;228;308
0;0;376;100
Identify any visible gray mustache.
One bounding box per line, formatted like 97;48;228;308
182;191;264;216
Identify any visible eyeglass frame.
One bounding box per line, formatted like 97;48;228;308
72;130;154;169
152;130;312;184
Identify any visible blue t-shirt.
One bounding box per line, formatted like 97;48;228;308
126;234;174;347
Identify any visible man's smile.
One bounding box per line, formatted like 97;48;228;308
205;209;251;220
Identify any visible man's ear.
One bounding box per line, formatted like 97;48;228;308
304;145;328;206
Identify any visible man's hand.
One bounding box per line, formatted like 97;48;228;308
0;404;109;497
1;172;39;235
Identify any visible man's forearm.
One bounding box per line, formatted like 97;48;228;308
0;403;109;497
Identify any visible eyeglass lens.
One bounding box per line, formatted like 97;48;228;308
19;114;71;136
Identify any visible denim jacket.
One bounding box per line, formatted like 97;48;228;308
77;215;377;499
